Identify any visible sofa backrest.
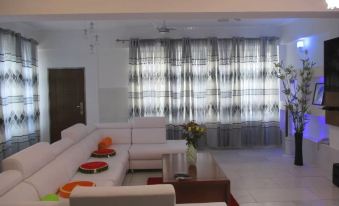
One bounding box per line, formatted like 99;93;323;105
55;140;90;179
0;170;23;197
61;123;92;142
25;157;71;198
85;130;101;149
132;117;166;144
70;184;175;206
50;138;74;156
2;142;55;178
96;122;132;144
0;182;40;202
132;117;166;128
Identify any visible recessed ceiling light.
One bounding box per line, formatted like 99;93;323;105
186;26;194;30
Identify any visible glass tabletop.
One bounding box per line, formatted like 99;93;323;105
162;152;228;183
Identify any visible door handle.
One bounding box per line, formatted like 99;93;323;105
76;102;84;116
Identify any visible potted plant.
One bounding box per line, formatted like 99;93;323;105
274;57;314;166
181;121;206;165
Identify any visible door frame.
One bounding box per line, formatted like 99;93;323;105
48;67;87;142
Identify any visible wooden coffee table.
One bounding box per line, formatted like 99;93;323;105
162;152;230;204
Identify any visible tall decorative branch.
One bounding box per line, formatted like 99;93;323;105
274;56;314;165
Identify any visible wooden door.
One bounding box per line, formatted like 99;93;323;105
48;68;86;143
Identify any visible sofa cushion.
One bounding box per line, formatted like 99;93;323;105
0;182;40;202
78;162;109;174
25;158;71;197
61;123;88;142
72;145;130;186
98;129;131;144
106;144;130;166
129;140;186;160
0;201;67;206
71;161;126;186
132;128;166;144
98;137;112;150
2;142;55;178
132;117;166;128
55;143;89;179
0;170;23;196
96;122;131;129
59;181;96;198
51;138;74;157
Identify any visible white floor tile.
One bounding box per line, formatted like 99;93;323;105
231;189;256;204
249;188;319;202
123;148;339;205
295;199;339;206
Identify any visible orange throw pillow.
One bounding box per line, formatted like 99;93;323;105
59;181;95;198
98;137;112;150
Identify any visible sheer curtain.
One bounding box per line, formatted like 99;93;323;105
216;38;280;146
129;37;280;147
0;28;40;160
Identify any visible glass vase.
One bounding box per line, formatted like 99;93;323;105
186;144;197;165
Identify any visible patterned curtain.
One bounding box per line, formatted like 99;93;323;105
216;38;280;147
0;28;40;160
129;37;280;147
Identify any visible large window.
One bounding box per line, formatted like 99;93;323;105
0;28;40;160
129;38;280;147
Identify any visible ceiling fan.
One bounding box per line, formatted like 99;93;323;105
156;21;176;34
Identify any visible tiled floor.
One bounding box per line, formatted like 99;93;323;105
123;148;339;206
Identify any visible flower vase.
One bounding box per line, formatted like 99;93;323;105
186;144;197;165
294;131;303;166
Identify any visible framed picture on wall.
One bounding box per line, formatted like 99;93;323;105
312;83;325;105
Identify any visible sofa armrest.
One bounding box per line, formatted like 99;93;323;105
0;202;66;206
70;184;176;206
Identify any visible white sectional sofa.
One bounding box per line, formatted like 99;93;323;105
0;117;226;206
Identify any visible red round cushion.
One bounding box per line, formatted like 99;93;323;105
79;161;108;174
59;181;95;198
91;149;116;158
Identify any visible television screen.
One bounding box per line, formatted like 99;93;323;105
324;37;339;92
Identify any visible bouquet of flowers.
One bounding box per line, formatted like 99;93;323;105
181;121;206;149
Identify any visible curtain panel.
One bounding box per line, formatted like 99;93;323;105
129;38;281;147
0;28;40;160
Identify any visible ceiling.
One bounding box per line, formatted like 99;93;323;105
23;18;300;31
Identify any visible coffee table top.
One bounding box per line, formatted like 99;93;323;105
162;152;227;183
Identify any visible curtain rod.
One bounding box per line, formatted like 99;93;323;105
0;28;39;45
116;39;130;43
116;37;279;43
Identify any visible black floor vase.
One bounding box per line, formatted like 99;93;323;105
294;132;303;166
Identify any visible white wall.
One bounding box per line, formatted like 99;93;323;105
3;19;339;146
281;18;339;150
35;24;283;141
0;0;331;16
97;44;129;123
39;31;128;139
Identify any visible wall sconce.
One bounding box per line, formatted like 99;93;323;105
297;39;308;54
297;39;304;49
326;0;339;9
